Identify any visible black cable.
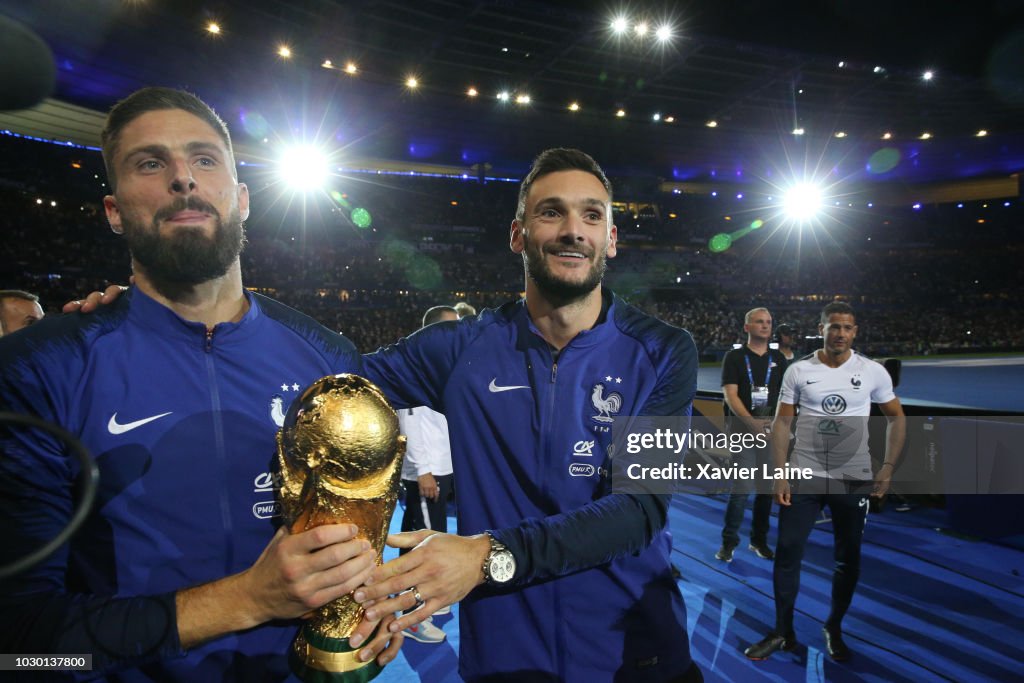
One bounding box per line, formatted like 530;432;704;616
0;411;98;580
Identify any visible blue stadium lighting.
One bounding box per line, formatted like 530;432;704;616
912;203;922;210
957;203;964;208
0;129;100;151
1004;201;1011;207
278;145;329;191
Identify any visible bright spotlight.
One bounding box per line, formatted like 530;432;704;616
706;120;718;128
655;24;672;42
515;94;531;104
497;91;510;101
783;183;823;222
611;16;628;34
652;113;661;122
616;109;626;118
976;129;988;137
279;145;329;192
206;22;221;35
635;22;649;37
467;86;479;97
792;127;805;136
922;70;934;81
568;102;580;112
345;62;358;74
405;76;419;88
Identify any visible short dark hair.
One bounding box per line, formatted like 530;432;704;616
820;301;856;324
101;87;234;191
422;305;458;327
0;289;39;304
516;148;612;222
775;323;796;337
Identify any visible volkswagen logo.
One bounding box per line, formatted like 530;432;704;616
821;394;847;415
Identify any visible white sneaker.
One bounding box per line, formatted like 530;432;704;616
433;604;451;616
403;616;446;644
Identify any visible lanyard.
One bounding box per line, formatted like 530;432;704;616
744;352;772;389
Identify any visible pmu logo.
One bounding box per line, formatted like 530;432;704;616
253;501;281;519
569;463;596;477
573;440;595;457
821;394;847;415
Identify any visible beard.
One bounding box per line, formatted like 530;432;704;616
522;237;607;305
122;196;246;298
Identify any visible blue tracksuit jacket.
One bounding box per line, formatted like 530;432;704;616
0;288;361;681
364;288;698;682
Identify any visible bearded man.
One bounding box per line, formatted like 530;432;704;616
0;87;401;680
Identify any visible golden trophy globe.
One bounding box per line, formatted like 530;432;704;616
275;374;406;683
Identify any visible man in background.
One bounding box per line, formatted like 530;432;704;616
775;323;798;361
396;304;458;644
0;289;44;335
716;307;785;563
746;301;905;662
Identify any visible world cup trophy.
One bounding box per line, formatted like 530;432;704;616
276;374;405;682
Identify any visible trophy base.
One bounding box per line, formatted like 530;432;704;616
289;623;383;683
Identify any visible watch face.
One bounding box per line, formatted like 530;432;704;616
490;550;516;583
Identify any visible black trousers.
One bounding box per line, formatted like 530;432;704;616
772;479;871;635
399;474;454;555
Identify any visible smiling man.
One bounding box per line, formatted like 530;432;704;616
355;149;703;682
745;301;905;663
0;87;400;680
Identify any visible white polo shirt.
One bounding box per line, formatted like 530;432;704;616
779;350;896;481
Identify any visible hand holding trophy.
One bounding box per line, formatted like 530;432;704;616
276;374;406;682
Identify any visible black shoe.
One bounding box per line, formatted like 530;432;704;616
748;541;775;560
715;544;736;562
823;626;851;661
745;633;797;660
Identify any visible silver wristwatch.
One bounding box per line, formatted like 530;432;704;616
482;533;516;585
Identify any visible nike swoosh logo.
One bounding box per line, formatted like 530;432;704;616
488;378;529;393
108;411;173;434
806;380;821;384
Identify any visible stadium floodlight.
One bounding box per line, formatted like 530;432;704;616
278;145;329;192
782;182;823;222
611;16;628;34
655;24;672;42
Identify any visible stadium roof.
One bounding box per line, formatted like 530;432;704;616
4;0;1024;183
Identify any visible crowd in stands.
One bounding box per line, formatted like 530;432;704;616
2;134;1022;357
